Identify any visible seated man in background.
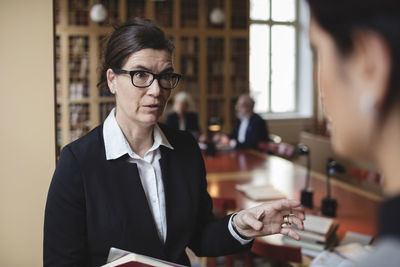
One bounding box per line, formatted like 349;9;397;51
219;94;270;149
165;91;201;140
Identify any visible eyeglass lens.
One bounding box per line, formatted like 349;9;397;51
132;71;179;89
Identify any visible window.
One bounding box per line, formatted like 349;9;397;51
250;0;312;117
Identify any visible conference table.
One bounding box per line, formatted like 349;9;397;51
202;149;381;265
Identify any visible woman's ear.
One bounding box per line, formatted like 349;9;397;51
350;30;391;110
106;68;117;94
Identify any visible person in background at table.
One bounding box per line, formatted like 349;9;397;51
165;91;201;140
43;18;305;267
218;94;270;149
307;0;400;266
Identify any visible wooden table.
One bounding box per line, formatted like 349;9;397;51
203;149;380;264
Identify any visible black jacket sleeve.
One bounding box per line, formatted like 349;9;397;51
44;146;90;267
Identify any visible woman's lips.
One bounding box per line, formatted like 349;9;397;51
143;104;161;111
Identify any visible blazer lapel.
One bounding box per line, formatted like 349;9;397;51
159;147;193;251
245;114;257;140
108;157;166;258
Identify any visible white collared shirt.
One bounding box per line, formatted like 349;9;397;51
103;108;251;245
237;115;250;143
178;117;186;131
103;108;173;243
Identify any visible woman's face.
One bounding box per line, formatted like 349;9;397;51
309;18;374;160
235;96;252;119
174;99;188;116
107;48;173;128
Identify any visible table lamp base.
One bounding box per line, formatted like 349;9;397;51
321;197;337;217
301;189;313;208
205;142;217;157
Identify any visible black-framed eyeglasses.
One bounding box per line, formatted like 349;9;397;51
112;68;181;90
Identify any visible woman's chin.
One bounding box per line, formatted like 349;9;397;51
138;114;161;126
331;136;365;162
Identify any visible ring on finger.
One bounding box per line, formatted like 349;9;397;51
283;215;291;225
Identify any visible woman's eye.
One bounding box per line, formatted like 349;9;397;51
162;74;174;80
135;72;148;79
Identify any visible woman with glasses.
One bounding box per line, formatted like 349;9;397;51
44;18;304;266
308;0;400;266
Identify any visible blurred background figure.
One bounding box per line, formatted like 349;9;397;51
165;91;201;140
218;94;270;149
308;0;400;266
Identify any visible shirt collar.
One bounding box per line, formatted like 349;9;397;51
151;123;174;152
103;108;173;160
238;112;252;121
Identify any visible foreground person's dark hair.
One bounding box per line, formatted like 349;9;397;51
307;0;400;119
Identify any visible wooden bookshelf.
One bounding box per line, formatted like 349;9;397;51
55;0;249;155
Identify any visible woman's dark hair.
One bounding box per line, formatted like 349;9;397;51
307;0;400;119
97;17;175;92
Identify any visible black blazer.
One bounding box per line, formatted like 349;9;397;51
231;113;270;150
44;124;251;266
165;112;200;139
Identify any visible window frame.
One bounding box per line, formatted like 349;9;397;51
249;0;313;119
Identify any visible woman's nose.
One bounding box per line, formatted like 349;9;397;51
147;79;162;96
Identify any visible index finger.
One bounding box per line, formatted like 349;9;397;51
272;199;303;211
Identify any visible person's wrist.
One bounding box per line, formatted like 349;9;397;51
231;213;251;240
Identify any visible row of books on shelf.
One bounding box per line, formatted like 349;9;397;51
231;77;248;94
69;55;89;77
180;38;197;54
57;126;90;144
57;84;119;99
179;81;199;95
208;80;224;94
208;60;247;76
209;60;224;76
70;104;89;125
180;58;197;76
69;82;89;99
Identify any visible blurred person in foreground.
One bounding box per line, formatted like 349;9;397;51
43;18;304;266
307;0;400;266
218;94;270;150
165;91;201;140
